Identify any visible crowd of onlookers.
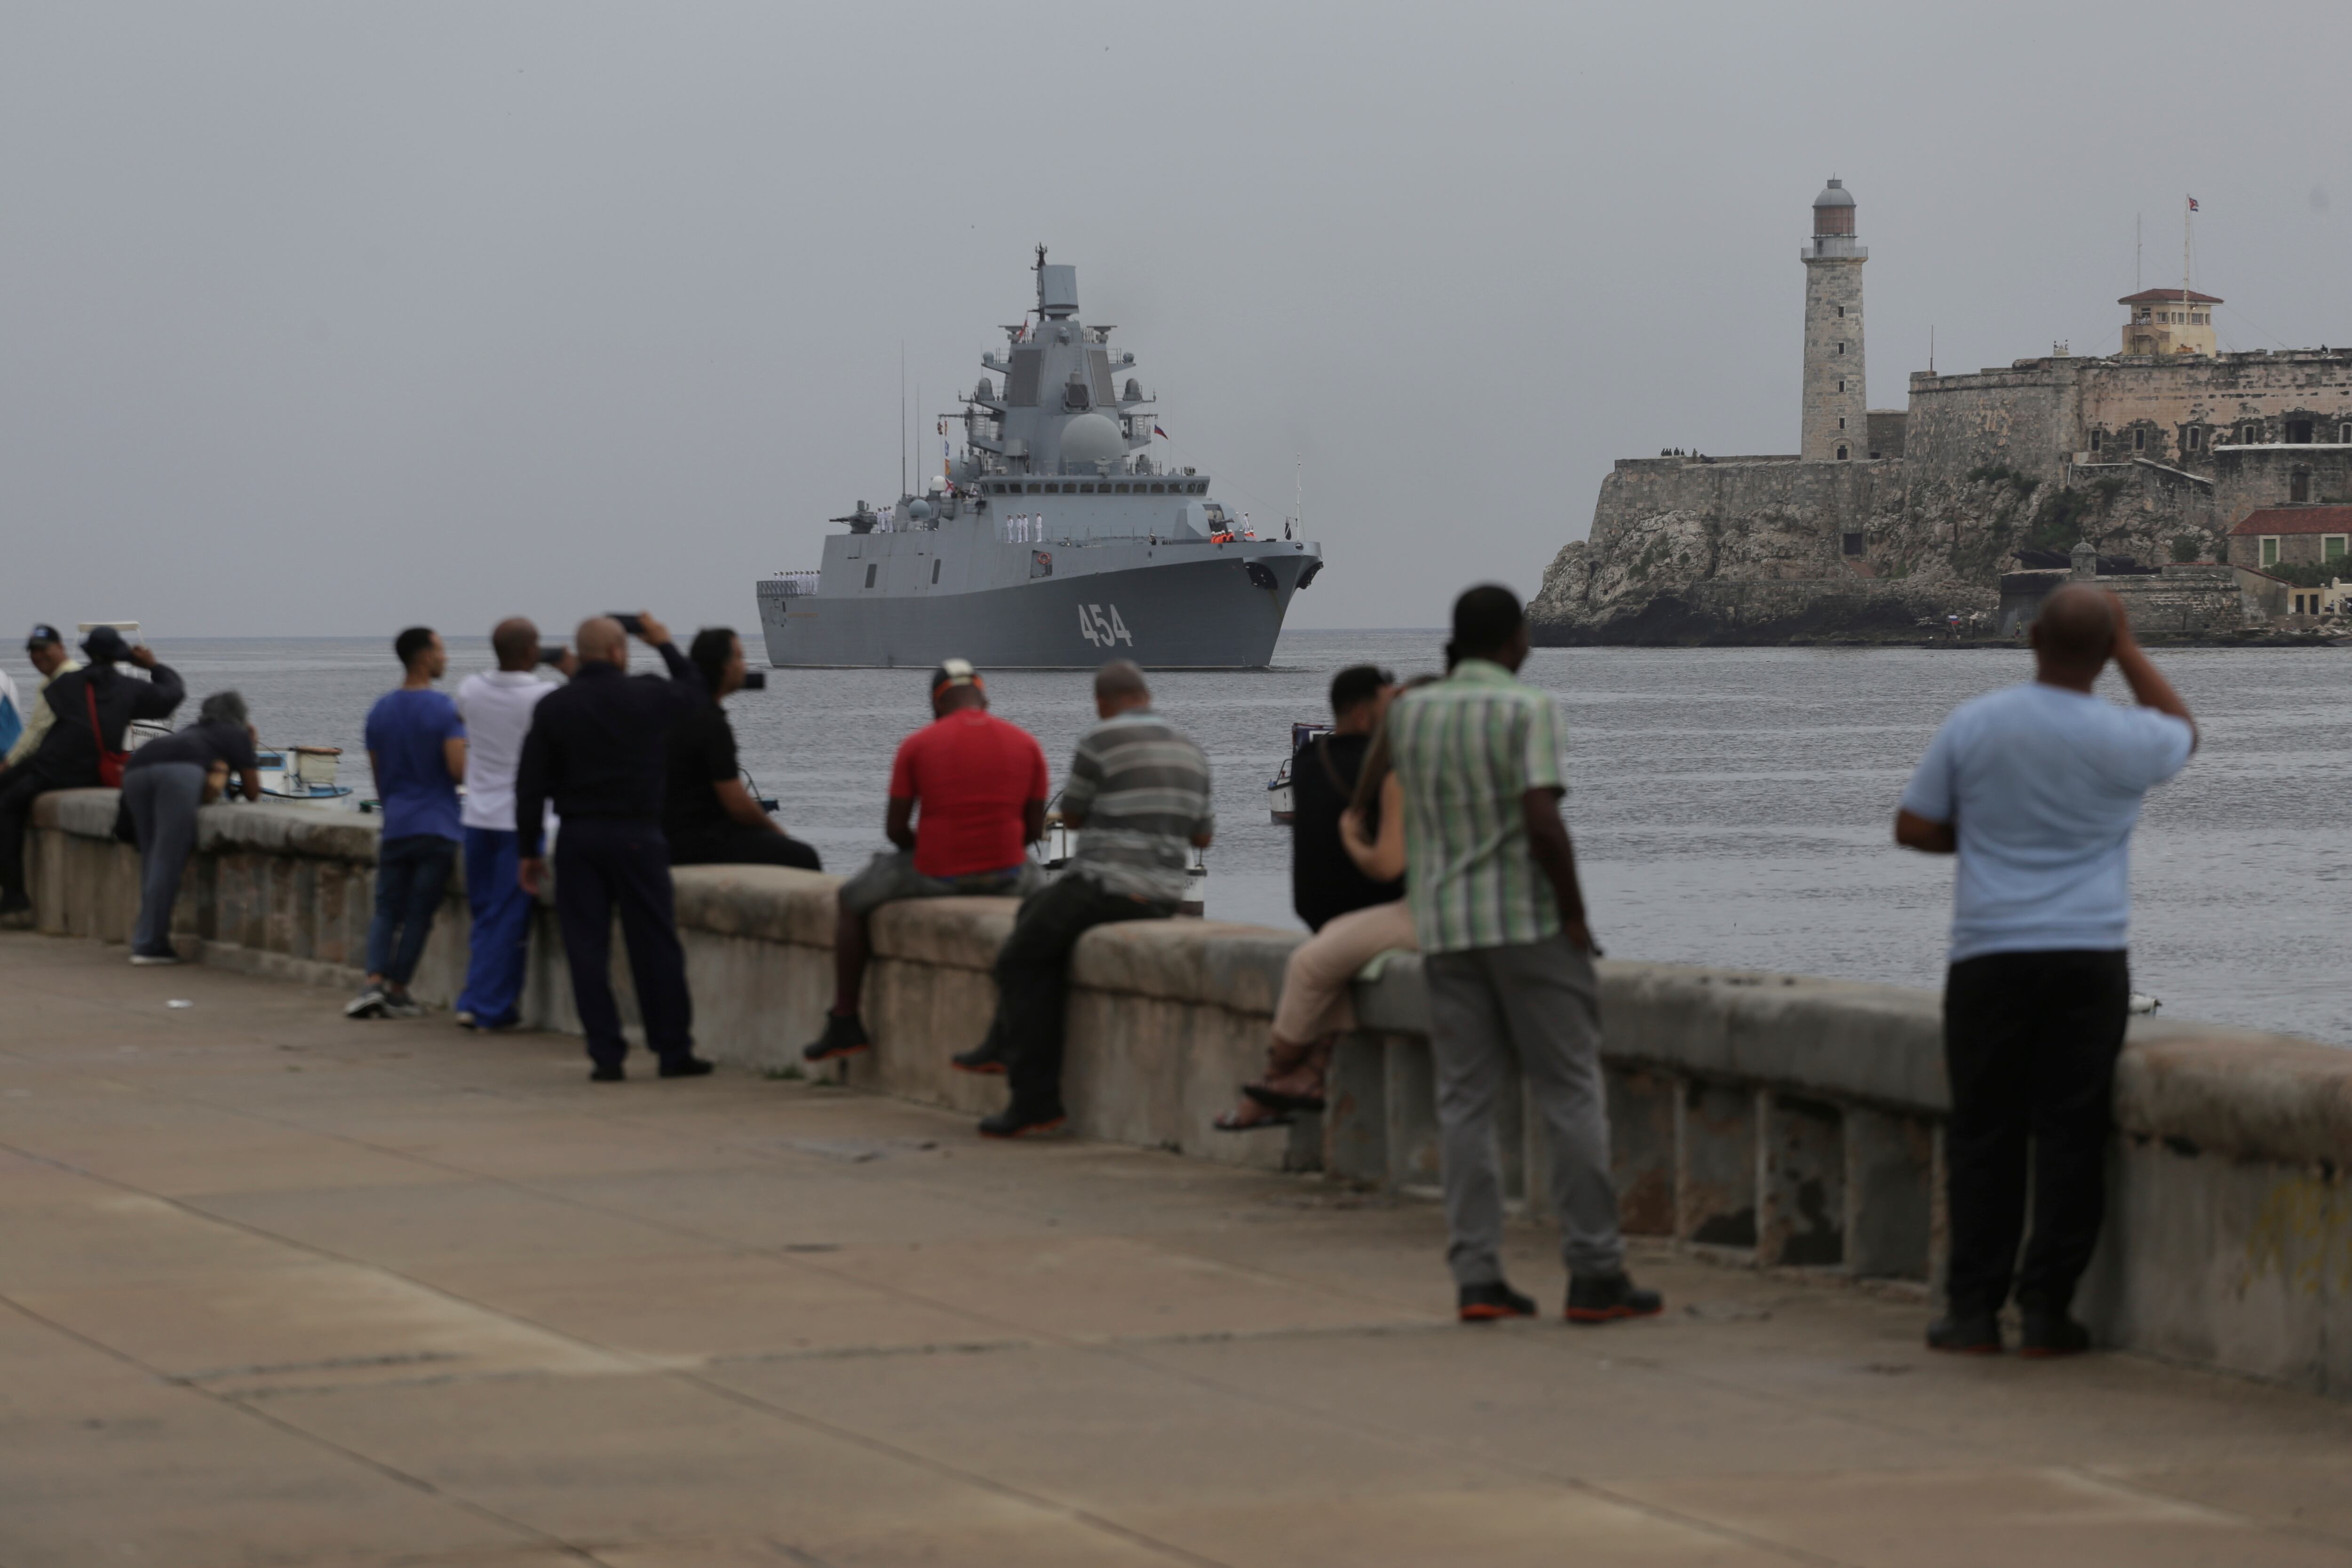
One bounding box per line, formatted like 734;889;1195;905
0;578;2196;1351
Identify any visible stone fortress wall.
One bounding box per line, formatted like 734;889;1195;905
1533;178;2352;644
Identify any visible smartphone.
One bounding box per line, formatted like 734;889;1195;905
738;670;766;691
539;645;569;667
610;613;646;636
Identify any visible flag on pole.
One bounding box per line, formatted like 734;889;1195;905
2187;196;2200;211
1153;424;1168;439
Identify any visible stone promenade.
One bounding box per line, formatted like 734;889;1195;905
4;933;2350;1568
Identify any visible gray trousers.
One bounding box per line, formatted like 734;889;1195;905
1424;932;1624;1285
124;762;206;957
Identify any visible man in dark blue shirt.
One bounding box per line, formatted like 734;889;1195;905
348;627;466;1019
516;613;709;1082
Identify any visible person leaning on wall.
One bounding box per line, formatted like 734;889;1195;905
120;691;262;965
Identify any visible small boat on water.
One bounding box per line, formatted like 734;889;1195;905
1037;804;1207;917
1265;722;1331;823
254;746;354;807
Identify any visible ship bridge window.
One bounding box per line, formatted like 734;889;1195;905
1115;482;1130;493
1079;483;1095;493
1150;482;1167;493
1026;482;1041;493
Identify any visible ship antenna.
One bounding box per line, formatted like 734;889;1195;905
899;341;908;499
1034;242;1048;318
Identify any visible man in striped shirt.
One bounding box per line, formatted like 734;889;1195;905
957;659;1214;1138
1387;586;1661;1326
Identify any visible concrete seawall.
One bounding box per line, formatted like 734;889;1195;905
26;791;2352;1398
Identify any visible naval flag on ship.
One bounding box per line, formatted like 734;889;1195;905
1153;424;1168;439
2187;196;2200;211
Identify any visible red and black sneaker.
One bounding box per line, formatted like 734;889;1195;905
1565;1272;1664;1325
2018;1311;2090;1359
978;1102;1067;1138
1927;1312;2004;1354
1457;1281;1538;1322
951;1039;1009;1075
801;1012;870;1063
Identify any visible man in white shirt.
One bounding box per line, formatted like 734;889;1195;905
453;619;570;1030
1897;586;2195;1358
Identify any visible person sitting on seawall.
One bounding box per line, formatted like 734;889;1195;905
120;691;262;965
347;627;467;1021
0;626;185;930
452;618;572;1032
952;658;1214;1138
1216;663;1409;1131
801;658;1050;1064
662;628;821;872
1;624;80;774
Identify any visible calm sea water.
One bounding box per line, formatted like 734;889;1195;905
38;631;2351;1047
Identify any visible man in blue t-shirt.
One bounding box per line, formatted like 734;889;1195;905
1897;585;2195;1359
349;627;467;1019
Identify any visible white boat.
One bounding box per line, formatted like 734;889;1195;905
1036;806;1207;917
1265;721;1330;823
254;746;354;807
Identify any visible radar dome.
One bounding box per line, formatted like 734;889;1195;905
1058;411;1123;468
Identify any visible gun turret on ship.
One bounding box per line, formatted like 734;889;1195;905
757;249;1323;669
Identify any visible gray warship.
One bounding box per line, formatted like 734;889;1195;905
757;250;1323;669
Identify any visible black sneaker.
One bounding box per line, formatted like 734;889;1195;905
1565;1271;1664;1325
952;1038;1010;1075
977;1102;1066;1138
1457;1281;1538;1322
1927;1311;2004;1354
802;1012;870;1063
2018;1311;2092;1359
344;986;390;1020
589;1063;626;1083
657;1055;715;1080
384;990;424;1020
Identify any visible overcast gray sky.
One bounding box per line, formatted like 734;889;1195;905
4;1;2348;641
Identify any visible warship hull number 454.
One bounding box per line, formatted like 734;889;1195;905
758;251;1323;669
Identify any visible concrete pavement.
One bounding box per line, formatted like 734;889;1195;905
3;931;2350;1568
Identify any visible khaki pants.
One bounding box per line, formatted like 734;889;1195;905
1271;899;1417;1044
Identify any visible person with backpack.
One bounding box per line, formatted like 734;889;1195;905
0;626;185;928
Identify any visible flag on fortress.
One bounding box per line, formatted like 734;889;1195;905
2187;196;2200;211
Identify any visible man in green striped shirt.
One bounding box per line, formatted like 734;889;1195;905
1387;586;1661;1326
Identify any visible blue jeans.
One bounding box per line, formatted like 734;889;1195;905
456;827;532;1027
366;834;457;988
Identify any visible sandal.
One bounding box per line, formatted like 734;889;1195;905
1240;1033;1334;1114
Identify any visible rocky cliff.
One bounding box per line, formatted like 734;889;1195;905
1529;454;2240;645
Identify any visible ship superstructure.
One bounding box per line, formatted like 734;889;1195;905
758;250;1322;669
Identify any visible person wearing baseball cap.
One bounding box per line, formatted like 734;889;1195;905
0;626;184;927
801;657;1050;1065
1;626;78;774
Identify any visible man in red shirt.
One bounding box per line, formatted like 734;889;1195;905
803;659;1049;1062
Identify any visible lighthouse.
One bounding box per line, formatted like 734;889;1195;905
1801;178;1869;462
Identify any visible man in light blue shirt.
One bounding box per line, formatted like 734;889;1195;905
1897;585;2194;1358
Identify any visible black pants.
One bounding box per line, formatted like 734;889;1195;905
1942;949;2130;1316
667;824;822;872
992;875;1171;1111
0;769;56;902
555;817;694;1070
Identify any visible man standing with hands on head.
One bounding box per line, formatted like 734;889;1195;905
1898;586;2195;1358
1386;586;1660;1327
515;612;711;1083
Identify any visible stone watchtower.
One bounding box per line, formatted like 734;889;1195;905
1801;179;1868;461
